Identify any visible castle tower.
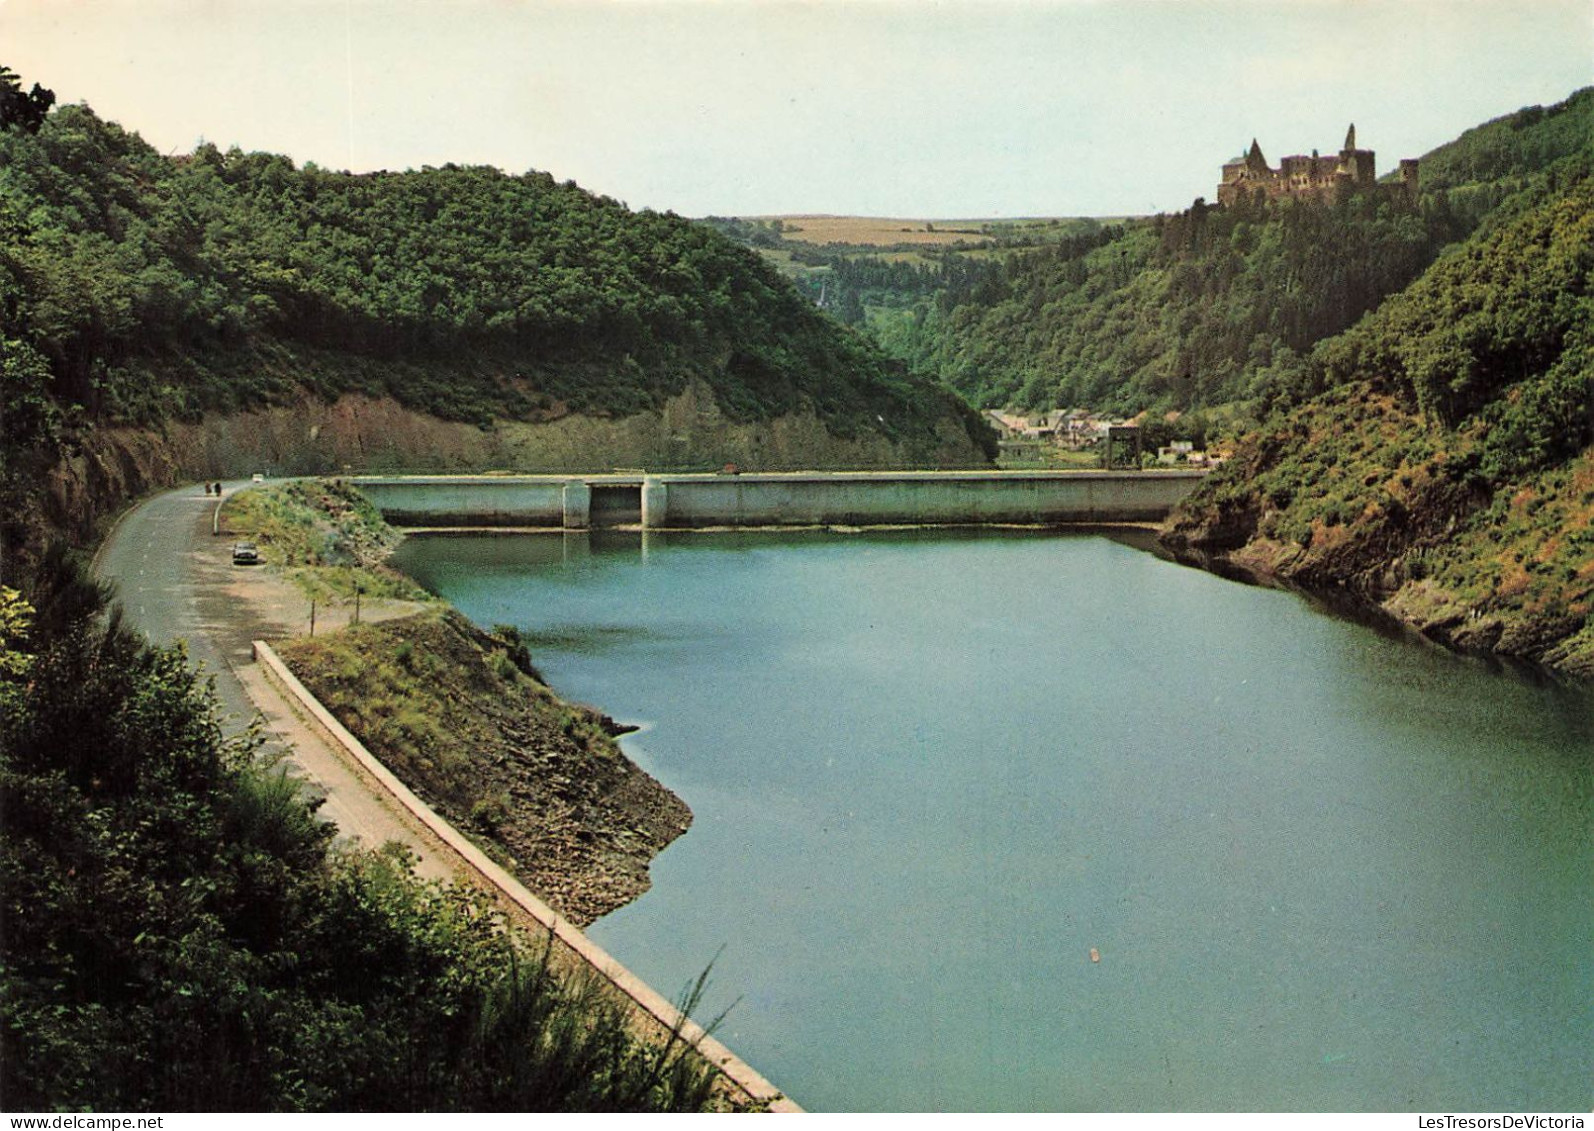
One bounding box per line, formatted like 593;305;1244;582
1219;140;1269;205
1337;122;1376;187
1399;158;1421;199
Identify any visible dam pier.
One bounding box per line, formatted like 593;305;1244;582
352;469;1207;530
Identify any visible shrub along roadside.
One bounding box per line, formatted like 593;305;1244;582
0;561;725;1111
221;479;431;603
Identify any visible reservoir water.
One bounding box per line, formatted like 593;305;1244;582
391;529;1592;1112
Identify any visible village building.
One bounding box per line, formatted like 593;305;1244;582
1217;124;1418;207
988;407;1134;465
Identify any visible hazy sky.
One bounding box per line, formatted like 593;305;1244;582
2;0;1589;217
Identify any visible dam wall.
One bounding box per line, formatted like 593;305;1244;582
353;470;1206;529
647;470;1202;527
347;476;573;527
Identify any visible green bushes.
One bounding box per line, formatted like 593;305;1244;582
223;480;430;603
0;560;721;1111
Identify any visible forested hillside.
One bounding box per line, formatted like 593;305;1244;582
1417;87;1594;219
1165;161;1594;675
869;87;1593;421
0;101;971;432
0;77;993;573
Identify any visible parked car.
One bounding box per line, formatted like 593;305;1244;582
251;472;265;483
231;541;260;565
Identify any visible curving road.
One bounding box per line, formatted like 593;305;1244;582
95;480;256;721
94;479;800;1109
94;480;452;878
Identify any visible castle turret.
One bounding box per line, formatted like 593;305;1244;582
1334;122;1376;188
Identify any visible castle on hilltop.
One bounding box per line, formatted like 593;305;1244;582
1217;125;1418;206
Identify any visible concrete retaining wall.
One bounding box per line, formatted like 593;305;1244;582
355;470;1205;529
252;640;796;1112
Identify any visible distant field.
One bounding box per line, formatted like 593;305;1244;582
755;214;1113;249
762;216;996;247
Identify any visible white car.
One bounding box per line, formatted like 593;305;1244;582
251;473;265;483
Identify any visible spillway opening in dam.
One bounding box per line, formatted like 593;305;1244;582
588;482;643;527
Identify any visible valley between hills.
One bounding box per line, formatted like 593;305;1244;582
2;59;1590;1112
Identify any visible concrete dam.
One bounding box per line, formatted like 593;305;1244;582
352;469;1207;529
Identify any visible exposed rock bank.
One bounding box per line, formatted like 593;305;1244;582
276;611;690;927
1161;389;1594;680
20;384;988;568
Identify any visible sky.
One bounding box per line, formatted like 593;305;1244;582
2;0;1590;218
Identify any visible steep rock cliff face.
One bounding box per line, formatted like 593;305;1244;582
20;383;989;570
157;380;986;477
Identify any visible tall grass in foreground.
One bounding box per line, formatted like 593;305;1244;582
1;555;725;1111
296;845;728;1112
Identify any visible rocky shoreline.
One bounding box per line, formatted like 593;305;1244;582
274;609;691;927
1159;523;1594;683
1156;374;1594;685
219;481;692;927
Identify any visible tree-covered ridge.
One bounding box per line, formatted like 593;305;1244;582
1165;168;1594;675
866;87;1592;423
873;188;1457;417
1413;87;1594;222
1317;165;1594;455
0;92;989;457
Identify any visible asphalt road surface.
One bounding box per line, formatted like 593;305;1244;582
93;480;450;876
94;480;260;727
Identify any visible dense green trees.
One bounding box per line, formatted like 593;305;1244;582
0;79;987;457
1164;159;1594;674
871;187;1463;416
0;565;722;1111
0;65;53;134
1415;87;1594;230
1315;168;1594;471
